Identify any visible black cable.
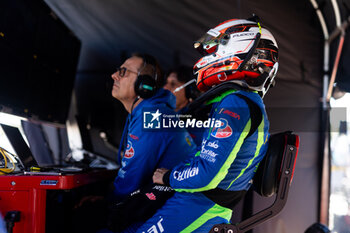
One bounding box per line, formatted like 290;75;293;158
117;97;141;165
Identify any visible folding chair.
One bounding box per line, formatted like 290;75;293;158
210;131;300;233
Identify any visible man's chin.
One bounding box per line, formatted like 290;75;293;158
111;90;120;100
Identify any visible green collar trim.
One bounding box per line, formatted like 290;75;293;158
205;89;258;105
206;90;237;105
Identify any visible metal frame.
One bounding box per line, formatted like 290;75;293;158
209;136;298;233
309;0;350;225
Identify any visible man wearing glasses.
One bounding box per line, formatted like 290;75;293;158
110;53;195;203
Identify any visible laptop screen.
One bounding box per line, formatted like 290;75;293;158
0;124;39;168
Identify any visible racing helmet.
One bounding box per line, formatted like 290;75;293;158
193;18;279;96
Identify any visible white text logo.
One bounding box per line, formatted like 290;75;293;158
207;140;219;149
143;217;164;233
173;167;199;181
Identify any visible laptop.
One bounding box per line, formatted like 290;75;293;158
1;123;87;174
0;123;39;169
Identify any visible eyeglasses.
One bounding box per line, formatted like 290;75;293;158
115;67;138;78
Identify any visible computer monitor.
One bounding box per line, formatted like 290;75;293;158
0;0;81;125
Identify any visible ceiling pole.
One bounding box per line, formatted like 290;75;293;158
322;1;350;229
309;0;330;226
309;0;330;108
310;0;350;227
326;0;343;101
331;0;342;27
327;12;350;100
327;34;345;101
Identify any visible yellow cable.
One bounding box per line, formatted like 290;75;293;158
0;147;16;174
0;148;10;174
6;150;15;171
0;148;8;168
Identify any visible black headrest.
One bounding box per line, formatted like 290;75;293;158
253;131;298;197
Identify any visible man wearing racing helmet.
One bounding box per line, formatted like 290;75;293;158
135;17;279;232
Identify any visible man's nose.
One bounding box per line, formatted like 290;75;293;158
111;72;119;80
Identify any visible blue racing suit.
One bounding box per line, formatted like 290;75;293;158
136;89;270;232
176;106;205;147
113;88;196;202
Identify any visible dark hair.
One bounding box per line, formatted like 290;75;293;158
166;65;200;101
132;53;164;89
167;65;194;84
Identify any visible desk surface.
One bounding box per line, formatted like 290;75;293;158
0;169;117;190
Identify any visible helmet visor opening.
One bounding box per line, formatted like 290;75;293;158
194;29;225;56
255;49;278;64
